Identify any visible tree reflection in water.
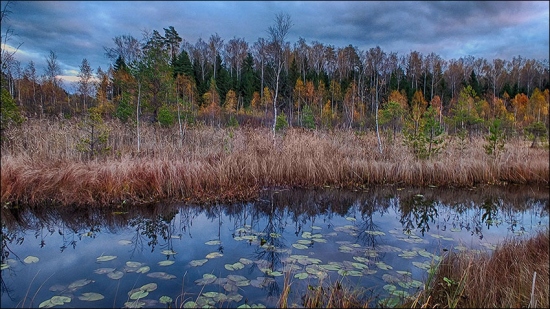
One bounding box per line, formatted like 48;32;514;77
0;185;547;307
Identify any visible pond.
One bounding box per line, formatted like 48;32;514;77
1;185;548;308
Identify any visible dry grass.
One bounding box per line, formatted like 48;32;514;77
407;229;549;308
1;119;548;206
278;272;373;308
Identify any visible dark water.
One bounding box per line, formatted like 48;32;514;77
1;185;548;308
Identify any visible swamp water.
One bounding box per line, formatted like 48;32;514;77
1;185;548;308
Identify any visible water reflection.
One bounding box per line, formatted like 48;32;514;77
1;185;548;308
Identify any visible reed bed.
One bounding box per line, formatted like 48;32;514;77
407;229;549;308
1;118;548;206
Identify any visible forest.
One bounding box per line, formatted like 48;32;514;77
1;15;549;144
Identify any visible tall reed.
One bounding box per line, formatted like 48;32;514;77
1;119;548;206
407;230;549;308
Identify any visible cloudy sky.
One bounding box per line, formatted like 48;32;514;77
2;1;548;91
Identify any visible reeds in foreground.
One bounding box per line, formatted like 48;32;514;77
407;229;549;308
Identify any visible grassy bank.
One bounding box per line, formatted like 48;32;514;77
1;118;548;207
277;230;549;308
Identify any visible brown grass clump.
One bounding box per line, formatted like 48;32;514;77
408;230;549;308
1;119;548;206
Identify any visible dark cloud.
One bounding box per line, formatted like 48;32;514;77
2;0;548;86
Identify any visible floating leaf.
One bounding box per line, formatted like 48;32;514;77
96;255;117;262
124;301;145;308
292;243;308;250
296;239;312;245
375;262;393;270
107;271;124;279
365;230;386;236
352;262;368;270
182;301;198;308
130;290;149;300
383;284;396;292
189;259;208;267
225;262;244;271
126;261;142;268
1;263;9;270
147;272;176;280
68;279;93;289
140;283;157;292
94;267;115;274
48;284;66;292
227;274;247;282
136;266;150;273
118;240;132;245
228;293;243;302
319;264;341;271
353;256;369;263
418;250;432;258
294;272;309;279
161;250;177;255
159;296;172;304
158;260;175;266
345;217;356;221
338;269;363;276
23;255;39;264
194;273;217;285
79;292;104;301
205;240;221;246
412;261;432;270
206;252;223;259
239;258;253;265
311;225;322;230
269;233;281;238
50;296;71;305
38;300;54;308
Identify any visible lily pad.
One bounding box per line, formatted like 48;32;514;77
338;269;363;276
294;272;309;279
375;262;393;270
0;263;9;270
147;272;176;280
194;273;217;285
130;290;149;300
205;240;221;246
140;283;158;292
206;252;223;259
124;301;146;308
23;256;39;264
94;267;115;274
228;293;244;302
158;260;175;266
365;230;386;236
292;243;308;250
225;262;244;271
189;259;208;267
239;258;253;265
96;255;117;262
136;266;150;273
126;261;142;268
159;296;172;304
38;300;55;308
79;292;104;301
50;296;71;305
161;250;177;255
107;271;124;279
68;279;93;289
118;240;132;245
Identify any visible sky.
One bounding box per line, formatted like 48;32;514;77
1;1;549;92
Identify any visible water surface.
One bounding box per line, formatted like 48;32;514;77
1;185;548;308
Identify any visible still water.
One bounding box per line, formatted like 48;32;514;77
1;185;548;308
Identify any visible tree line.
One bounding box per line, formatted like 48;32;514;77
2;12;549;146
